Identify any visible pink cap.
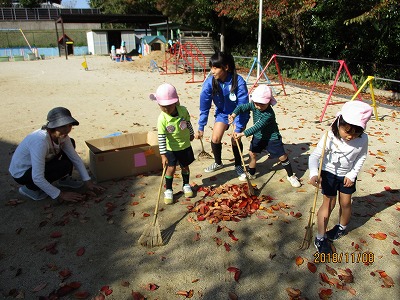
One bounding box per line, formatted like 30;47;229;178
149;83;179;106
250;85;277;106
339;101;373;129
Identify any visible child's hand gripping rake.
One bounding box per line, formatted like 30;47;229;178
198;137;213;160
300;132;328;250
138;164;167;248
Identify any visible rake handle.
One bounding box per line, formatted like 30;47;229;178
152;165;167;225
301;131;328;249
199;137;206;152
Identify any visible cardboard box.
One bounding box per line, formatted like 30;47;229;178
85;131;162;182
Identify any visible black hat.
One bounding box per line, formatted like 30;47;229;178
46;107;79;129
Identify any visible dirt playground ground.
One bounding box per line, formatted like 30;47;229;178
0;53;399;300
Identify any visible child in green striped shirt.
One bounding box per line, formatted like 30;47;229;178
228;85;301;187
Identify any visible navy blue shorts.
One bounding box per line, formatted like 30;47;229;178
249;137;286;159
321;170;356;196
165;146;195;167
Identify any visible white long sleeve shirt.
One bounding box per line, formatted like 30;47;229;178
9;129;91;199
308;130;368;183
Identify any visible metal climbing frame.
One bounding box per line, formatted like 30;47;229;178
248;54;362;122
161;42;207;83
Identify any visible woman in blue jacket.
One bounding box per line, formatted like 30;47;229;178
197;52;250;180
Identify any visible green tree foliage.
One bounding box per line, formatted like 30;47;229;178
19;0;42;8
89;0;159;14
0;0;12;7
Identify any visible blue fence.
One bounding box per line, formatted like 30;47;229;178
0;46;89;58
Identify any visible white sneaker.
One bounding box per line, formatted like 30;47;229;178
287;175;301;188
19;186;48;201
238;173;247;182
164;189;174;204
204;162;224;173
58;176;84;189
182;184;193;198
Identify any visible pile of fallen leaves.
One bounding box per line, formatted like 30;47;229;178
190;183;263;223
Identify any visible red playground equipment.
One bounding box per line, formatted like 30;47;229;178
161;41;207;83
249;54;362;122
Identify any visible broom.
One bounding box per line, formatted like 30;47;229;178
232;128;255;196
198;137;213;159
138;165;167;247
300;131;328;250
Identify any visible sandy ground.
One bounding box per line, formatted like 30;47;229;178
0;53;399;300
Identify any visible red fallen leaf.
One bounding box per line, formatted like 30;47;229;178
94;293;106;300
50;231;62;238
76;247;85;256
142;213;150;217
384;186;392;191
286;288;301;298
228;232;238;241
224;242;231;252
228;291;239;300
369;232;387;240
391;248;399;255
195;174;202;178
68;282;82;289
59;269;72;279
193;232;201;241
382;275;395;288
318;288;332;299
307;262;317;273
338;268;354;283
144;283;159;291
227;267;240;273
234;270;241;282
100;286;113;295
56;285;74;297
131;291;145;300
131;201;139;205
295;256;304;266
393;240;400;246
213;236;223;246
74;291;90;299
176;289;194;297
370;271;376;276
325;265;337;276
319;273;330;285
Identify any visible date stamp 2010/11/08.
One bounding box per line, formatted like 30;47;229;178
314;252;375;264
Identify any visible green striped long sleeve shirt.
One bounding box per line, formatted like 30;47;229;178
232;102;281;141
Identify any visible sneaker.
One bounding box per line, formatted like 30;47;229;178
182;184;193;198
234;165;247;181
326;225;347;241
58;176;84;189
19;186;48;201
164;189;174;205
314;238;333;255
287;175;301;188
204;162;224;173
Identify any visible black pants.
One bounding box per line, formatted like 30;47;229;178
13;139;75;191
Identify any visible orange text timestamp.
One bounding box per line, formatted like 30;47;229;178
314;252;375;264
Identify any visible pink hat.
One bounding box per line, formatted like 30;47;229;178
149;83;179;106
250;85;277;106
339;101;373;129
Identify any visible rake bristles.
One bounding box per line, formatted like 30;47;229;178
198;138;213;160
138;166;166;248
138;218;163;248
